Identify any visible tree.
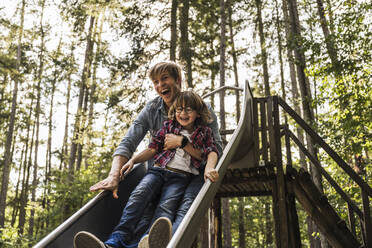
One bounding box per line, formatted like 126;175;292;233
179;0;192;88
0;0;25;229
255;0;270;96
170;0;178;61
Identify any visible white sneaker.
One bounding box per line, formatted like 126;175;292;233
73;231;106;248
148;217;172;248
138;234;149;248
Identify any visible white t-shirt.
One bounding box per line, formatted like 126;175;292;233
166;129;199;175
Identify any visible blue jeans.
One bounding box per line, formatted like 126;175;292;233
105;167;191;248
125;170;205;247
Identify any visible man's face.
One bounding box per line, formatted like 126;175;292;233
152;72;181;107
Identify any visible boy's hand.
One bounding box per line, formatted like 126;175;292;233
204;167;219;182
164;134;182;150
120;160;135;179
90;176;120;199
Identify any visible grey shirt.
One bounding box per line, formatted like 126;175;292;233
113;96;223;166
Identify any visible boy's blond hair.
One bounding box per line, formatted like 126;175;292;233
148;61;183;83
168;91;212;126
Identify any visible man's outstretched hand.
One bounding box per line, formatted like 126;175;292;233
90;176;120;199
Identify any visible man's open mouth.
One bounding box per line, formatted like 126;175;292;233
161;89;170;96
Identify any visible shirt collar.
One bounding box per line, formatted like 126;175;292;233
157;97;169;118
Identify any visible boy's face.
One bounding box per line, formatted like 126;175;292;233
175;106;199;131
152;72;181;108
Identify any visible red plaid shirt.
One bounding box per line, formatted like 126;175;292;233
148;120;219;169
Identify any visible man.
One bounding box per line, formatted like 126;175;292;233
74;61;222;248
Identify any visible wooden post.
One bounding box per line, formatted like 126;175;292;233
268;96;290;247
286;179;302;247
260;99;268;162
272;179;281;248
361;190;372;247
253;98;260;167
347;203;356;236
216;198;222;248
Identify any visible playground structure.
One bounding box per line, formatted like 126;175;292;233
35;81;372;248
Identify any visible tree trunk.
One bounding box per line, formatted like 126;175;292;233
60;45;74;171
227;0;241;121
170;0;178;61
274;0;287;115
67;15;95;176
179;0;192;88
265;201;273;247
42;40;60;229
18;89;36;234
10;144;25;227
65;15;95;219
281;0;307;170
316;0;339;71
0;0;25;228
238;198;245;248
222;198;232;248
286;0;324;246
28;0;46;236
219;0;226;131
255;0;270;96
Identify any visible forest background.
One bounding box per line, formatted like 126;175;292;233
0;0;370;247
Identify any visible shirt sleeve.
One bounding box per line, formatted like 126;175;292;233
206;103;223;157
148;121;168;152
201;126;219;160
113;103;151;159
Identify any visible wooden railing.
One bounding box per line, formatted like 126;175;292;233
259;95;372;247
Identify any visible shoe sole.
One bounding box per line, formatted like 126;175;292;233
73;231;106;248
148;217;172;248
138;234;149;248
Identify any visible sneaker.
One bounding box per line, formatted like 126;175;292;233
148;217;172;248
73;231;106;248
138;235;149;248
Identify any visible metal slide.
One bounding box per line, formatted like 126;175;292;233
35;81;254;248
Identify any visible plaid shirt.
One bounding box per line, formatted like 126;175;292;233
149;120;219;169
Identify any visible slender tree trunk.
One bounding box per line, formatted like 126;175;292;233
274;0;287;123
18;89;35;234
227;0;240;121
255;0;270;96
238;198;245;248
60;46;74;171
65;15;95;219
0;0;25;228
219;0;226;131
42;40;60;229
10;144;25;227
222;198;232;248
281;0;307;170
28;0;46;236
265;201;273;247
67;16;95;175
170;0;178;61
316;0;339;71
287;0;325;246
209;42;217;109
325;0;335;34
179;0;192;88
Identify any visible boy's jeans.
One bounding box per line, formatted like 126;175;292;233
126;171;205;247
105;166;190;248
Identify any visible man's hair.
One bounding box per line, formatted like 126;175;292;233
168;91;212;126
148;61;183;83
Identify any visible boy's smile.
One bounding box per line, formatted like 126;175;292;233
175;107;199;132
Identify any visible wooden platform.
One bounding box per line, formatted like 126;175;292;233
217;165;276;197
